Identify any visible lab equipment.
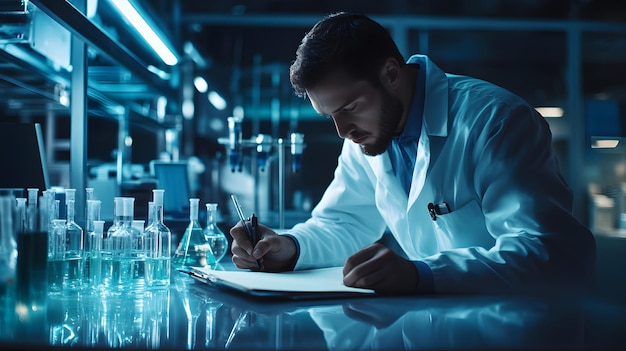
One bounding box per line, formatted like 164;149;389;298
173;198;215;270
204;203;228;263
16;188;48;306
16;197;26;234
228;116;244;172
87;220;104;289
145;189;172;287
101;197;135;292
26;188;39;231
47;218;67;294
290;132;305;173
83;199;101;289
106;197;124;238
255;134;272;171
0;196;17;288
218;129;306;229
64;199;84;291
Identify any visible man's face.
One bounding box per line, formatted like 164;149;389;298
306;70;403;156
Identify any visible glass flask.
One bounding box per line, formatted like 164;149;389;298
106;197;124;239
204;203;228;263
64;199;84;291
83;200;101;289
101;197;134;292
173;198;215;270
145;189;172;287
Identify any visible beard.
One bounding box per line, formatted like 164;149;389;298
360;88;404;156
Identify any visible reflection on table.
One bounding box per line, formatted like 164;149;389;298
2;266;626;350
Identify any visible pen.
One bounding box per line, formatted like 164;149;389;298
230;195;261;268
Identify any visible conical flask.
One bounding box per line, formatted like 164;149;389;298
204;203;228;263
172;199;215;270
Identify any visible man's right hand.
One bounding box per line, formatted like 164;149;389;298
229;221;297;272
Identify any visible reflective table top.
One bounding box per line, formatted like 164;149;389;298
1;259;625;350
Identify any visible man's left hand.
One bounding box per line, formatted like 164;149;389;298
343;243;419;294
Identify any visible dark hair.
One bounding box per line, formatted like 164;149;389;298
289;12;404;97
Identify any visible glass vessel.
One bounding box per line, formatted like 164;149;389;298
145;189;172;287
101;197;135;292
172;198;215;270
64;199;84;291
83;200;101;289
204;203;228;263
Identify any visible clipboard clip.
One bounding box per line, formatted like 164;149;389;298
428;202;450;221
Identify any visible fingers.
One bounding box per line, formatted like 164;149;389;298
230;222;260;270
230;222;254;256
343;244;386;287
342;244;419;293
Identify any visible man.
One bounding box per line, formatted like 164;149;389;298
230;12;595;294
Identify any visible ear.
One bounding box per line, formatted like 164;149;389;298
379;57;401;90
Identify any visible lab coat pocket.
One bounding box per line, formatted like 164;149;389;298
432;200;493;250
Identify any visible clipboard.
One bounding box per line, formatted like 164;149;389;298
181;266;376;300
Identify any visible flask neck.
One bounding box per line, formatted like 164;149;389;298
66;200;76;224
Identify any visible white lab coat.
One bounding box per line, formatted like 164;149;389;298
287;55;595;293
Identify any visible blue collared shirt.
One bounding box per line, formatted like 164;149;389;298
386;64;434;294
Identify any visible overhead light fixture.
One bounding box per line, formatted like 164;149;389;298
591;138;620;149
184;41;209;69
208;91;227;111
110;0;178;66
193;76;208;93
535;107;563;118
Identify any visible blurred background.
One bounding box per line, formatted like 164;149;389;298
0;0;625;239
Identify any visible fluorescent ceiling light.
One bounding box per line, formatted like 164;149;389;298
194;76;208;93
110;0;178;66
209;91;227;110
535;107;563;118
592;139;620;149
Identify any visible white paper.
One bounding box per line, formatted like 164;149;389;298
191;266;375;294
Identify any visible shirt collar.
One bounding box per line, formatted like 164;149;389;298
393;63;425;145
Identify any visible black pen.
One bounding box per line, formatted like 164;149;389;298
251;212;258;246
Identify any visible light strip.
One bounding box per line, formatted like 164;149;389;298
110;0;178;66
209;91;227;110
535;107;563;118
194;76;208;93
592;139;620;149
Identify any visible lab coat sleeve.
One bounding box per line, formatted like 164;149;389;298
422;103;596;293
286;141;388;270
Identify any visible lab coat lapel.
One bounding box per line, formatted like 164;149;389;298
407;126;430;210
406;55;449;212
366;153;407;207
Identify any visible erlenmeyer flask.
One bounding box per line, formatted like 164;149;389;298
172;198;215;270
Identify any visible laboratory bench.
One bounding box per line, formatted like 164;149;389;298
1;256;626;351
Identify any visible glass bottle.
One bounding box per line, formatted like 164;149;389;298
47;219;66;294
106;197;124;239
204;203;228;263
0;196;17;287
84;200;101;289
173;198;215;270
15;197;27;234
26;188;39;232
145;189;171;287
89;220;104;290
64;199;84;291
123;198;148;291
102;197;133;292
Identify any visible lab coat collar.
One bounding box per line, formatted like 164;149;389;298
407;55;449;138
